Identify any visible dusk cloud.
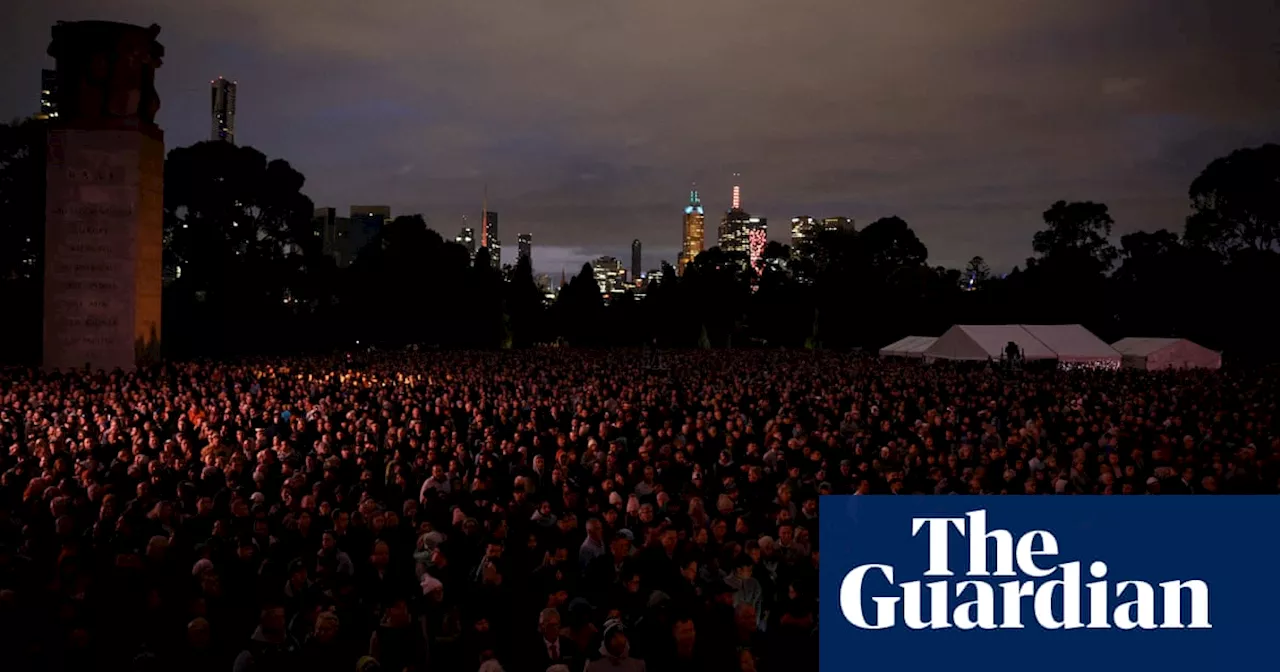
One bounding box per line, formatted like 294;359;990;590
3;0;1277;273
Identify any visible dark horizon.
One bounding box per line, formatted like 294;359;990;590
2;1;1277;275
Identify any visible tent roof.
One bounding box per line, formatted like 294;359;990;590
880;335;937;355
924;324;1118;363
926;324;1057;361
1020;324;1120;363
1111;337;1183;356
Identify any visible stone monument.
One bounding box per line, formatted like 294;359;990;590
43;21;165;371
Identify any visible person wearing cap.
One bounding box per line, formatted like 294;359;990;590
584;618;645;672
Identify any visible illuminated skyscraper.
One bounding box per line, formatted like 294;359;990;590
821;216;854;232
518;233;532;262
719;180;766;271
592;256;627;297
37;69;58;120
678;186;704;276
456;221;476;258
480;186;500;268
211;76;236;143
791;216;820;253
482;211;500;268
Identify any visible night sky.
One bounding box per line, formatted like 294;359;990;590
3;1;1277;276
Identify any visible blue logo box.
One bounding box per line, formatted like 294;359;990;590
819;496;1280;671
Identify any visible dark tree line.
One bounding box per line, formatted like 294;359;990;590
2;120;1278;363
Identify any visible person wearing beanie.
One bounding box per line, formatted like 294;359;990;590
584;618;645;672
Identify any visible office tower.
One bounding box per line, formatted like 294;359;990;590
38;69;58;120
678;186;705;276
346;206;390;266
718;181;767;272
592;256;627;297
480;186;501;268
821;216;855;232
481;211;500;268
211;77;236;143
314;207;338;255
518;233;532;263
456;226;476;258
631;239;642;284
790;216;820;254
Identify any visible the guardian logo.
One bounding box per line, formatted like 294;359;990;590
840;509;1211;631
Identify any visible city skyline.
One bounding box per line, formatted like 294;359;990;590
3;1;1276;276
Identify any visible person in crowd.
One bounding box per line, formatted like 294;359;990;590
0;350;1275;672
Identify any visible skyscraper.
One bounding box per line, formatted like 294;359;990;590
678;186;704;276
631;239;642;284
518;233;532;263
821;216;855;232
480;185;500;268
313;207;355;267
314;207;337;254
592;256;627;297
482;211;500;268
37;69;58;120
211;76;236;143
718;180;767;272
347;206;390;266
790;216;820;252
456;224;476;259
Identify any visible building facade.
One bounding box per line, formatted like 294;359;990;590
456;225;476;258
345;206;390;266
630;239;642;284
821;216;854;233
518;233;532;263
211;76;236;143
38;69;58;120
718;183;766;272
592;256;627;297
678;188;705;276
481;211;500;268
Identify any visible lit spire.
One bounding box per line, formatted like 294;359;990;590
731;173;741;210
689;182;700;206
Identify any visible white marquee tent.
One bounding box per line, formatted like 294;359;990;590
924;325;1057;362
879;335;937;358
923;324;1120;366
1020;324;1121;366
1111;337;1222;370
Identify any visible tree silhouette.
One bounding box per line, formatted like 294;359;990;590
162;141;317;356
0;119;46;362
3;129;1280;365
1185;143;1280;256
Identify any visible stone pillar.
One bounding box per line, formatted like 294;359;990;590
42;21;165;371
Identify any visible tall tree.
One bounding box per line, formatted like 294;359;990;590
506;254;546;347
964;256;991;287
0;119;46;363
1185;143;1280;256
163;141;316;355
859;216;928;270
0;119;45;282
1031;200;1118;273
555;263;604;345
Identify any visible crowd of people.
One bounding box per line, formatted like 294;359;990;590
0;350;1275;672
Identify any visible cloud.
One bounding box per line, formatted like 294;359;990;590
3;0;1277;274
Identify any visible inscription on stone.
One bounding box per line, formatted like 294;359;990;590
44;131;143;370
